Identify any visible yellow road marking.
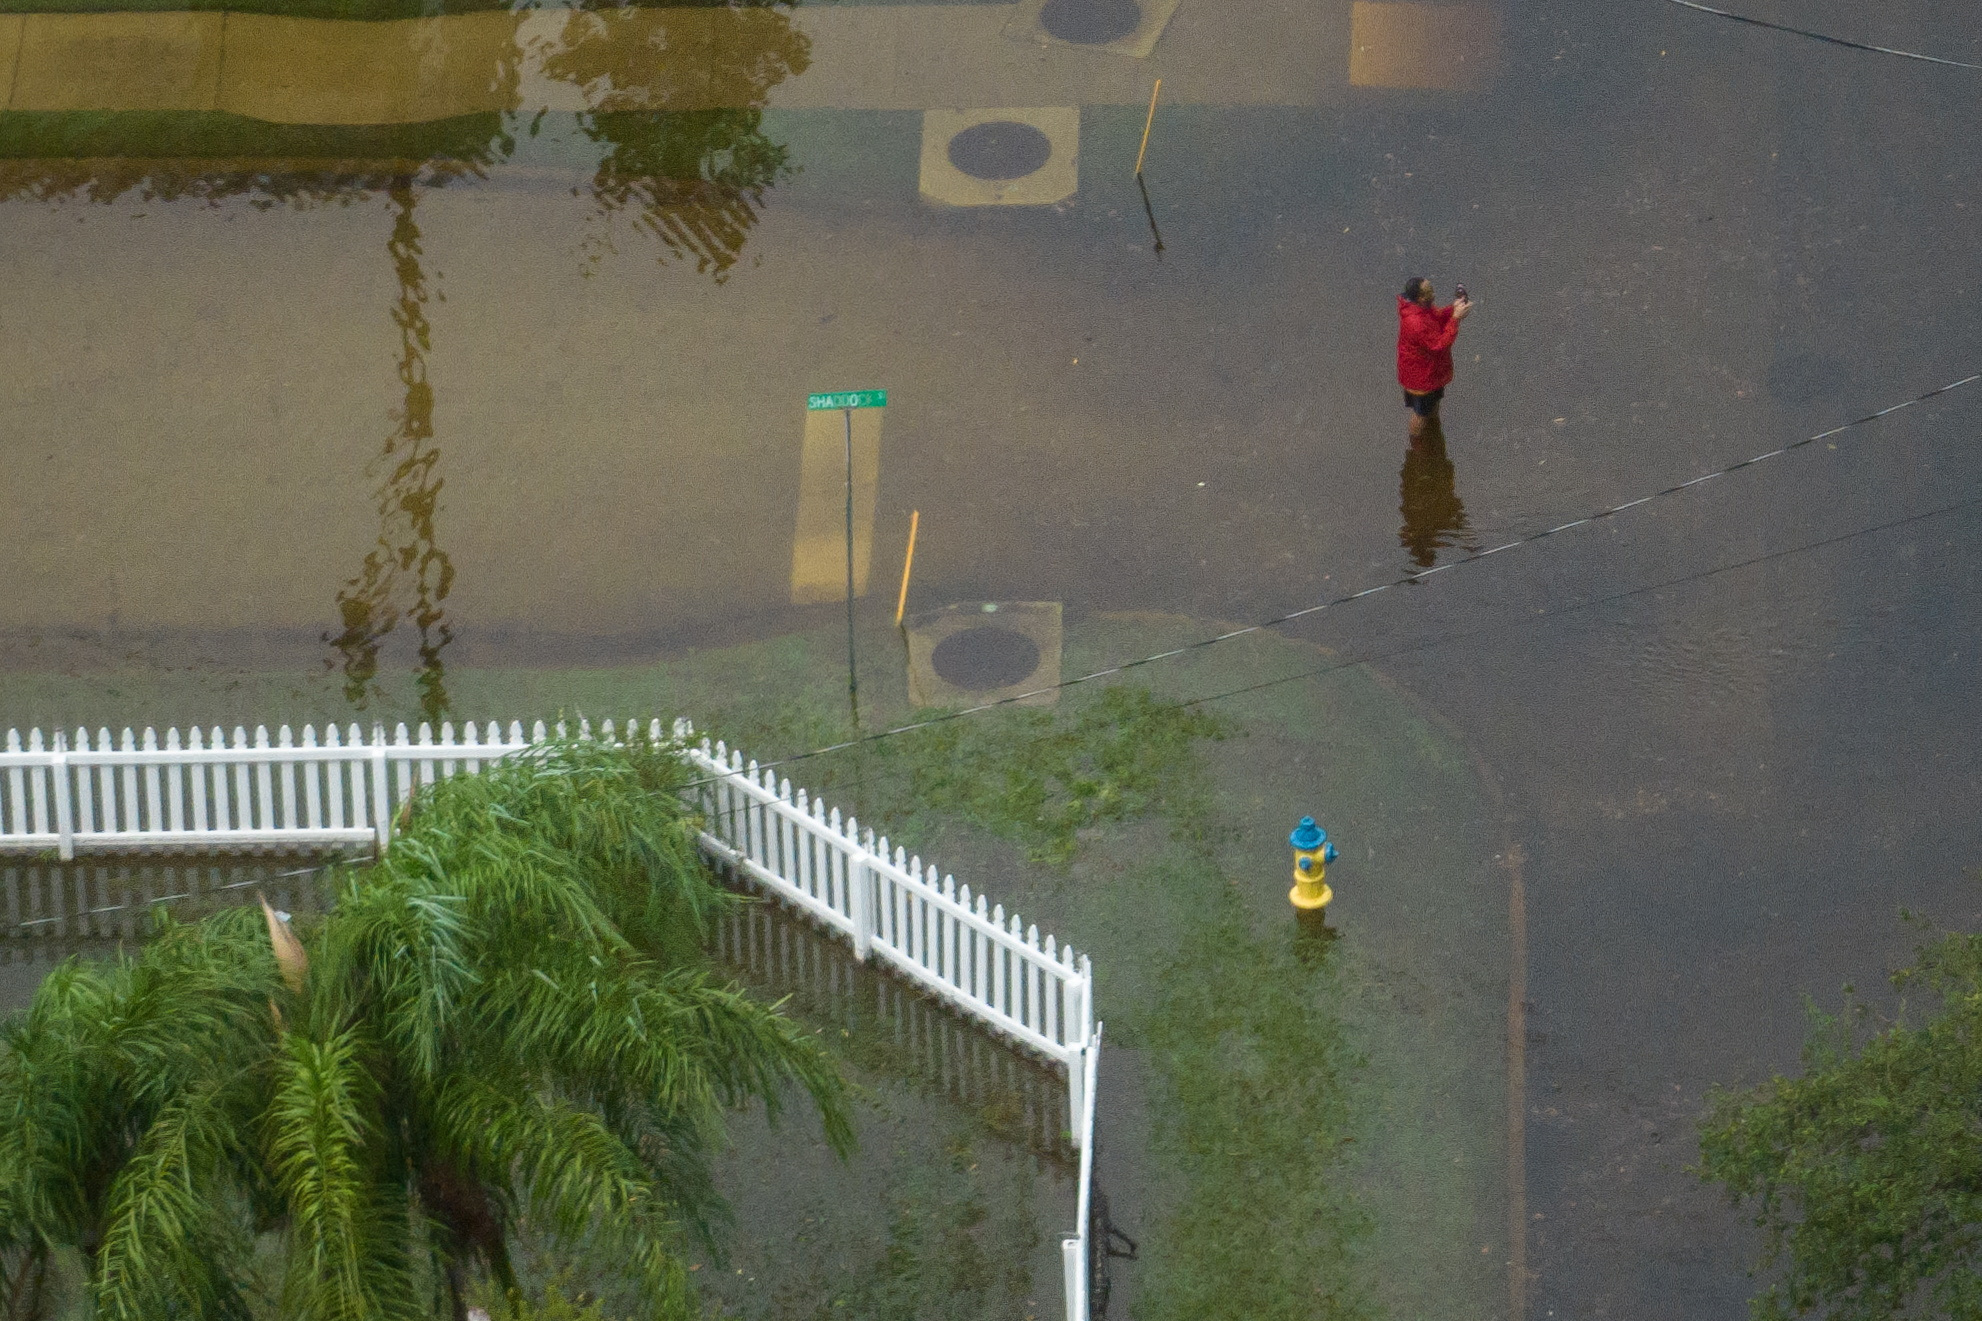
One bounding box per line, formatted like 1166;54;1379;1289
789;407;880;605
1;16;27;107
894;508;919;626
14;11;223;112
1348;2;1501;90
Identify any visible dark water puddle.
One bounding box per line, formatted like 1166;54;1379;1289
0;853;333;1013
700;892;1076;1320
714;889;1078;1164
1;853;329;946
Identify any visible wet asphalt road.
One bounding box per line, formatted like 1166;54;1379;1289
1342;5;1982;1314
4;0;1982;1314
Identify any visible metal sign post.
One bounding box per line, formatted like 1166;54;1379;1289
806;390;888;726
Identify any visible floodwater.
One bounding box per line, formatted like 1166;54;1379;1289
4;0;1982;1314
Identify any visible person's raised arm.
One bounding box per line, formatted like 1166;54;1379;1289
1424;305;1465;351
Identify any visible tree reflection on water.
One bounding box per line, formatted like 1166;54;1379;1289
540;0;810;280
0;0;809;717
327;178;455;723
576;106;796;279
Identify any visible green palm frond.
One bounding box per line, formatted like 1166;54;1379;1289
401;739;725;960
92;1081;255;1321
2;737;851;1321
312;865;474;1080
267;1029;418;1321
433;1077;656;1235
621;969;853;1154
462;944;851;1156
428;1077;693;1320
1;910;280;1253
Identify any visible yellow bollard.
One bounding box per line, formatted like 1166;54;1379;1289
895;508;919;628
1135;78;1162;178
1288;816;1339;910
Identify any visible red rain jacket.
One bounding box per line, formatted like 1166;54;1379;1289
1396;296;1461;393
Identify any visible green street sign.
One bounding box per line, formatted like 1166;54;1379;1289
807;390;888;411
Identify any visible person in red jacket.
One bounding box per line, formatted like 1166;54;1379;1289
1397;276;1474;439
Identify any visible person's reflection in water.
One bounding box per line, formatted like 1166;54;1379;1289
326;177;455;724
1398;417;1476;571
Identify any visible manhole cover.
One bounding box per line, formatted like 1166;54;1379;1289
947;121;1054;181
1039;0;1141;44
931;627;1042;690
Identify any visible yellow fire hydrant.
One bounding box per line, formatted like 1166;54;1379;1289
1288;816;1339;910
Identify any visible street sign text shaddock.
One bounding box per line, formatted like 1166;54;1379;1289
807;390;888;411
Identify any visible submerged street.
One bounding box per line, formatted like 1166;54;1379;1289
3;0;1980;1314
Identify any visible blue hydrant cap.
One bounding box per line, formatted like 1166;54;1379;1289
1289;816;1326;850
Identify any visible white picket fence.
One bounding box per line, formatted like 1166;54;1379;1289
0;715;1108;1320
1067;1028;1103;1321
678;737;1106;1318
683;739;1094;1075
0;720;541;859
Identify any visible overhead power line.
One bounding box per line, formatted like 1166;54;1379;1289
1665;0;1982;70
697;371;1978;780
686;495;1982;810
1177;496;1982;711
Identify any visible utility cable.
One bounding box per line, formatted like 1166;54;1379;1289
13;374;1966;908
1175;495;1981;711
1664;0;1982;70
685;370;1979;782
9;864;334;931
678;494;1982;810
16;497;1970;934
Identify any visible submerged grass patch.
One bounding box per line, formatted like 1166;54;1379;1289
713;1118;1045;1321
704;682;1386;1321
0;110;510;162
1138;889;1374;1321
696;685;1229;865
3;614;1507;1319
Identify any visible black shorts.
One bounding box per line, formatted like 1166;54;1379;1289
1403;387;1445;417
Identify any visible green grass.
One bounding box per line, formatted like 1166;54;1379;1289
664;623;1502;1321
1138;889;1374;1320
0;0;732;19
740;686;1231;866
0;110;511;161
1;613;1511;1319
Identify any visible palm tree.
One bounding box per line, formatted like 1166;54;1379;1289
0;736;851;1321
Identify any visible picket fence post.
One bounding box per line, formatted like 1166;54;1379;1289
1062;1240;1086;1321
51;729;74;861
1067;1041;1087;1148
370;724;391;851
848;817;874;961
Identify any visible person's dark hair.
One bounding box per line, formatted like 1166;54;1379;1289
1403;276;1429;301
